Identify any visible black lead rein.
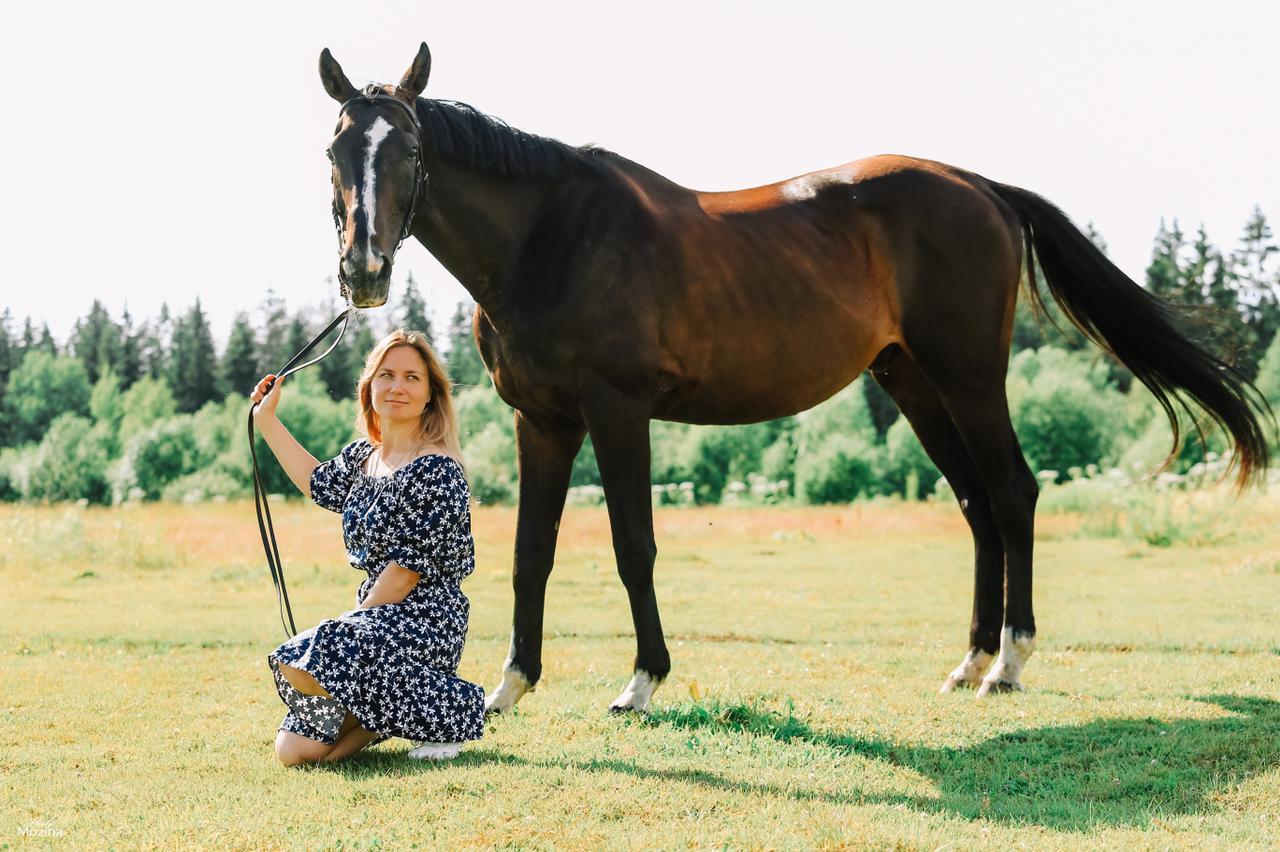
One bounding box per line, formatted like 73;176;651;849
248;305;354;639
253;86;422;638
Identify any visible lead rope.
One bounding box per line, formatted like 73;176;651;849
248;302;355;639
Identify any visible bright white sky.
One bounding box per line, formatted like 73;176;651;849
2;1;1276;351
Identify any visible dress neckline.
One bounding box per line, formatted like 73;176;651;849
356;440;451;481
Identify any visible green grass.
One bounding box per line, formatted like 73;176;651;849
2;493;1278;849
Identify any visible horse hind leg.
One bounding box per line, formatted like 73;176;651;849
582;387;671;713
870;347;1003;691
907;345;1040;696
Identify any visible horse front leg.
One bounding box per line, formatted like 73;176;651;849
485;411;584;714
582;390;670;713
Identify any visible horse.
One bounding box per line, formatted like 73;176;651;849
317;43;1271;713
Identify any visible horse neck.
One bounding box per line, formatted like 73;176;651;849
413;154;561;325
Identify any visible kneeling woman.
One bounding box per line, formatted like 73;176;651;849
251;329;485;766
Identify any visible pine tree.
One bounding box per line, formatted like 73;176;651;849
445;301;488;388
398;271;435;346
69;299;124;385
257;289;290;372
1228;207;1279;378
118;306;143;389
140;303;173;380
1084;222;1109;255
168;298;220;413
282;315;312;367
1146;218;1190;303
221;311;261;399
312;305;356;402
20;317;36;353
1232;206;1278;305
1196;229;1236;314
36;323;57;355
1181;225;1248;369
348;320;377;389
0;308;14;399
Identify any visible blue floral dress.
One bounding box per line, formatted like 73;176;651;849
267;438;485;747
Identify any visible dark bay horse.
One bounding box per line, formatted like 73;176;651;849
318;44;1271;712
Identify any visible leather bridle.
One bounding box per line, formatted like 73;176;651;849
331;85;426;288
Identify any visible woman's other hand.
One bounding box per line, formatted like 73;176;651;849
251;374;285;420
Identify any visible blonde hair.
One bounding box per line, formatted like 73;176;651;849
355;329;464;467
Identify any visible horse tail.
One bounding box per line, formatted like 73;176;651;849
989;181;1273;489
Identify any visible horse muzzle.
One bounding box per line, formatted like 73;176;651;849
339;248;392;308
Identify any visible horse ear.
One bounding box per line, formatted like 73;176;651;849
397;42;432;100
319;48;357;103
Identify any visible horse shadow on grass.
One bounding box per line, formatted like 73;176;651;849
634;693;1280;831
319;694;1278;832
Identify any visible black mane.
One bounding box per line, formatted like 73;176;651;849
415;98;610;180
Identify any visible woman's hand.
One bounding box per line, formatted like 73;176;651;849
251;374;285;421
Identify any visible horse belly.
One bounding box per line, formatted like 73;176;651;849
653;281;891;424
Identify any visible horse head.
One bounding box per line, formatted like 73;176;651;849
318;44;431;308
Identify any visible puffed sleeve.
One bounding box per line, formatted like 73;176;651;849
382;456;472;580
309;439;366;513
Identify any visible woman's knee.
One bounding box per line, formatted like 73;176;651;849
275;662;332;699
275;730;332;767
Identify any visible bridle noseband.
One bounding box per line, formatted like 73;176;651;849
331;85;427;291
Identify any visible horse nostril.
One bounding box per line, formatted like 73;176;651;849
366;249;388;275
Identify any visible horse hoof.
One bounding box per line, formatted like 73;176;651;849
939;649;995;694
609;670;662;714
938;676;982;694
485;666;533;715
607;703;642;716
975;678;1024;697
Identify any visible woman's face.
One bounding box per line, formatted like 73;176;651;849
370;345;432;430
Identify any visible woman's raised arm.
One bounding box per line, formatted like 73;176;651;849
251;374;321;498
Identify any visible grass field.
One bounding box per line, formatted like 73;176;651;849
2;489;1278;849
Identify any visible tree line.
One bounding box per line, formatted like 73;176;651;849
1;208;1276;505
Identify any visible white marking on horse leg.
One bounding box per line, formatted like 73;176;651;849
484;633;533;714
359;116;393;263
938;648;995;693
485;666;532;714
609;670;663;713
976;627;1036;697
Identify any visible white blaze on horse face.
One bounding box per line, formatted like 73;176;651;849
360;117;394;257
